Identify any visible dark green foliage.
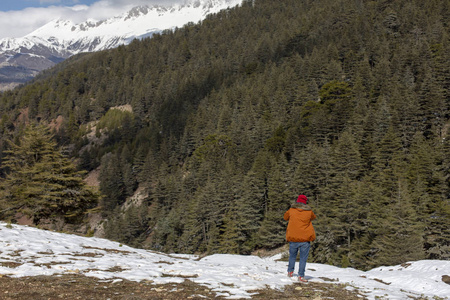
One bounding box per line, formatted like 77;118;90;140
97;109;135;132
0;0;449;269
256;163;291;249
0;124;99;223
99;152;125;213
265;126;286;154
104;204;149;247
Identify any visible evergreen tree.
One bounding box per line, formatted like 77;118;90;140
368;178;426;267
257;163;290;249
326;131;363;259
234;170;266;253
99;152;125;213
218;209;240;253
346;179;379;270
0;124;98;223
407;133;450;260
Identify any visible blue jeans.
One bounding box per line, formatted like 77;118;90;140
287;242;311;277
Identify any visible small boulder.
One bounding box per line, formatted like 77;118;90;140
442;275;450;285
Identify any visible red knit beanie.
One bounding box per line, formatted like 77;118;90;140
296;194;308;204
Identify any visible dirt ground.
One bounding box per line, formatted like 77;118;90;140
0;274;366;300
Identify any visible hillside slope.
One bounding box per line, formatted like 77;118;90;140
0;0;449;271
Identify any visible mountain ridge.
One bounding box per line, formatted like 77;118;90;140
0;0;243;90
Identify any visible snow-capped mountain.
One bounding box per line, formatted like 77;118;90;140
0;0;243;90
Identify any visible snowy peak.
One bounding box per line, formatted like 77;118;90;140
0;0;243;90
125;5;163;19
24;0;242;47
25;19;76;40
28;19;74;34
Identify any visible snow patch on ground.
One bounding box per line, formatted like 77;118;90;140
0;222;448;299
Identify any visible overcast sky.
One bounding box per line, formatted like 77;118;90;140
0;0;182;39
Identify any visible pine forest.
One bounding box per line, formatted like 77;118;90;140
0;0;449;270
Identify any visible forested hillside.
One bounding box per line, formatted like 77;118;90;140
0;0;449;270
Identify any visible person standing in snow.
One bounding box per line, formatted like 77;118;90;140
283;194;316;282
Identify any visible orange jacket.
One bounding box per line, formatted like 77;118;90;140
283;203;316;242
